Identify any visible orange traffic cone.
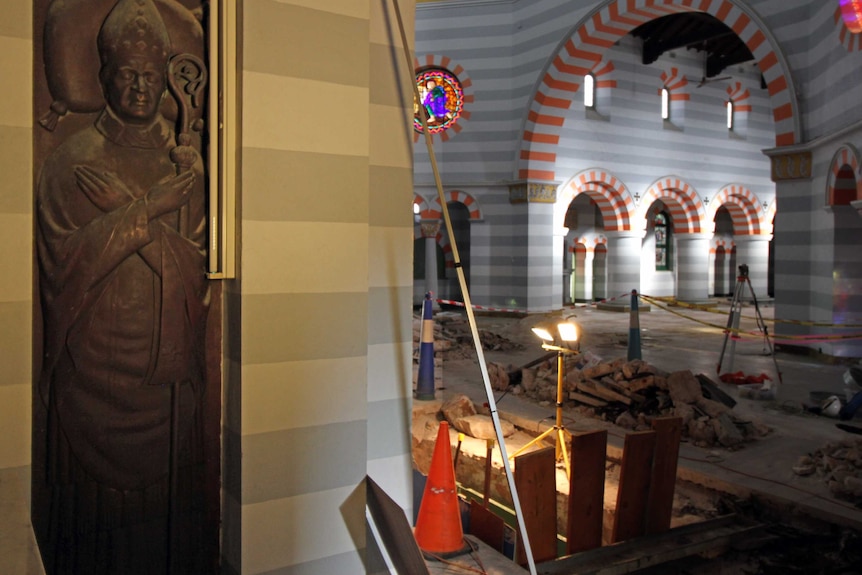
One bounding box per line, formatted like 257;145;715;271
414;421;469;557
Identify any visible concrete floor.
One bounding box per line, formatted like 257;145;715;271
418;297;862;573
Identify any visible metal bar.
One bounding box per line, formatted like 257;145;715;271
388;2;537;573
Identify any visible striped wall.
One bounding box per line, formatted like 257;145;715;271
415;0;778;311
226;1;415;574
518;0;800;182
0;0;44;573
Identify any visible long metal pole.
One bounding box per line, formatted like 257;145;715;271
389;2;538;573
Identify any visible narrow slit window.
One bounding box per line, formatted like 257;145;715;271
661;87;670;120
584;73;595;108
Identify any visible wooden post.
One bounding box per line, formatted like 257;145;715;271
566;430;607;554
611;431;656;543
515;447;558;565
645;417;683;535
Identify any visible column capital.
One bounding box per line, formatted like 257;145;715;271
767;151;812;182
419;220;442;238
508;180;560;204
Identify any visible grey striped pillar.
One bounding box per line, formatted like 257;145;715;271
604;230;644;303
734;235;772;300
675;233;711;303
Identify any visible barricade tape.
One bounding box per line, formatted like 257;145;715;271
648;295;862;328
639;294;862;342
436;291;632;314
436;299;527;314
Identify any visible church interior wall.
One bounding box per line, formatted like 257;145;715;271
0;0;40;572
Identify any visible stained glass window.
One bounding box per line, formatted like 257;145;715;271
414;68;464;134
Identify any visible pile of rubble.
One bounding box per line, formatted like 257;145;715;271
491;355;770;449
412;312;524;361
793;438;862;506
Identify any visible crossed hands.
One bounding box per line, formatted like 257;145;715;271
74;166;195;220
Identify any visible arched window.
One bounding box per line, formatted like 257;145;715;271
661;87;670;120
584;73;595;108
655;212;672;271
726;99;734;130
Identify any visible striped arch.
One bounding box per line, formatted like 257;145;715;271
558;169;633;231
436;232;455;269
726;81;752;111
593;59;617;90
659;67;690;101
709;184;764;235
573;234;607;252
413;54;474;143
518;0;800;181
826;144;862;205
428;189;484;221
413;194;436;220
835;7;862;52
641;177;706;233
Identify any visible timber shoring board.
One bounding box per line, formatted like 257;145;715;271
536;515;760;575
566;430;607;554
469;499;506;554
366;476;431;575
645;417;682;535
515;447;559;565
611;431;657;543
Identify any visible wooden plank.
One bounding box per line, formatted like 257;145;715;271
569;391;608;407
566;430;607;554
578;379;631;405
538;515;762;575
365;476;431;575
468;500;505;553
645;417;683;535
611;431;656;543
515;447;558;565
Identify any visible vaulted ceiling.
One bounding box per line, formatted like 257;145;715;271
629;12;755;80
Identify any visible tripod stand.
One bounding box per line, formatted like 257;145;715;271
509;345;577;478
717;264;782;391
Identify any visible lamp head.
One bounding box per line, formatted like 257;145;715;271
531;317;580;350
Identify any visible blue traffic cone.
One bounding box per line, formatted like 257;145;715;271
627;290;642;361
416;292;436;400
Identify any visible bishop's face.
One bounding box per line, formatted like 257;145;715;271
101;53;166;124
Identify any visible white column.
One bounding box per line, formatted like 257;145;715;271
734;234;772;300
577;249;594;302
604;230;645;302
420;220;441;306
675;233;711;303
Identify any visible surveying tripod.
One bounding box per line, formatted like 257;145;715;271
716;264;782;389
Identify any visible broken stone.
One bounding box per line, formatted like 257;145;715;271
455;414;515;439
442;394;476;424
521;368;538;392
667;370;704;405
713;413;745;447
615;411;638;430
696;397;731;418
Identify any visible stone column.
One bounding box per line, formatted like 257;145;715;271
420;220;442;307
508;181;560;312
603;230;644;305
734;234;772;300
576;249;594;302
675;232;711;303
